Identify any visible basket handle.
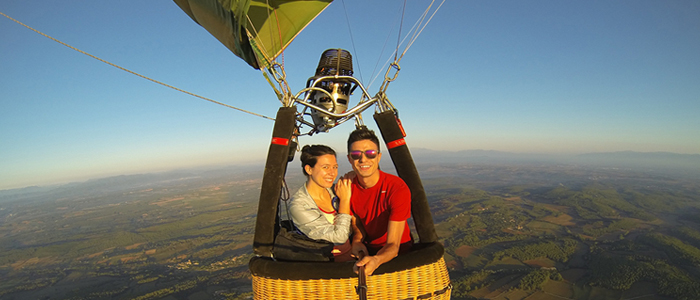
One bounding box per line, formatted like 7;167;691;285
356;251;367;300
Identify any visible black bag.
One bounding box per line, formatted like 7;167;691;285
272;221;334;262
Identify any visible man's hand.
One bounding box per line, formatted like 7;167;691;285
354;255;381;276
353;220;405;276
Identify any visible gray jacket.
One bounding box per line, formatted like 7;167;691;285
286;185;352;244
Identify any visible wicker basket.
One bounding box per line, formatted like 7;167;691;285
252;257;450;299
250;243;451;300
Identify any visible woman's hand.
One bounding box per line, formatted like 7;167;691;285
334;177;352;215
351;240;368;259
340;171;356;181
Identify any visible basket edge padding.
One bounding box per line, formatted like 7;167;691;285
249;242;444;280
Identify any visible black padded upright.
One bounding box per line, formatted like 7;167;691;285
374;111;438;243
253;107;297;257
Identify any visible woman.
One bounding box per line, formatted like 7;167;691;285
288;144;353;262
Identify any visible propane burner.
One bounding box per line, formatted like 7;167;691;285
306;49;355;132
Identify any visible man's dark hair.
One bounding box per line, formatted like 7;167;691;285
300;144;336;176
347;127;381;152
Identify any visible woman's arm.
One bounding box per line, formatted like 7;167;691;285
288;187;351;244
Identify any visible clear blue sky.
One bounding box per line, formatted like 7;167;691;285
2;1;699;190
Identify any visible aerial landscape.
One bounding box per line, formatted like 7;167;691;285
2;1;699;300
1;152;699;299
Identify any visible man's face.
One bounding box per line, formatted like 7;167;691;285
348;139;382;180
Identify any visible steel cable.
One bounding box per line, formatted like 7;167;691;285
1;11;275;121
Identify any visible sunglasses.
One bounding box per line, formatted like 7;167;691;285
349;150;379;160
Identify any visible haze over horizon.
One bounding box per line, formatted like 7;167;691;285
2;1;699;190
3;148;699;192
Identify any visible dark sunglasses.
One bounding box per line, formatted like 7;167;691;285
349;150;379;160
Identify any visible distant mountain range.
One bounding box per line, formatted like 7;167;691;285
0;164;263;204
2;150;698;196
573;151;700;171
410;148;558;163
575;150;700;161
409;148;700;174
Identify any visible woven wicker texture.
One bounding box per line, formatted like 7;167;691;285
252;257;451;299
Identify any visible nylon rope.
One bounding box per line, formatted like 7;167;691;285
246;6;291;101
270;3;292;99
1;11;275;121
272;4;285;69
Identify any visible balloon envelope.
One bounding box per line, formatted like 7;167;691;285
174;0;333;69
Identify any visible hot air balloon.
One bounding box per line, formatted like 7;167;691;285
174;1;451;299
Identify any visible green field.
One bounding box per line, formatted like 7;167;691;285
2;163;700;299
0;171;263;300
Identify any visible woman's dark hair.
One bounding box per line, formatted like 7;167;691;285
347;127;381;152
300;145;337;176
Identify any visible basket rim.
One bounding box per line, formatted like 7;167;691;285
249;242;444;280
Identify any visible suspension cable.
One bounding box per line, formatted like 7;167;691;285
395;0;407;62
340;0;363;84
1;11;275;121
367;0;446;89
272;2;285;71
396;0;446;63
368;4;403;91
246;8;292;104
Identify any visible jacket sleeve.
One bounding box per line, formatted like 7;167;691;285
288;187;352;244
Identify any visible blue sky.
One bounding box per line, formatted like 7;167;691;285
1;1;699;190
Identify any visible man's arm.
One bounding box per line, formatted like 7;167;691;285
355;220;405;276
350;215;368;258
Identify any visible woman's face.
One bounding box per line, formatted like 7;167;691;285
305;154;338;189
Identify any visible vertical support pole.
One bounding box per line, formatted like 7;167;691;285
253;107;297;257
374;111;438;243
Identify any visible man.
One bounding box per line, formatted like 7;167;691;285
346;128;413;276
